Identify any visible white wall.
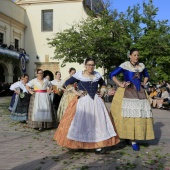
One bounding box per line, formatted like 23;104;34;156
0;0;26;82
0;0;25;25
0;0;25;48
22;1;104;79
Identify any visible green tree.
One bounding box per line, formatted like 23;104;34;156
48;0;170;81
48;7;131;75
135;0;170;82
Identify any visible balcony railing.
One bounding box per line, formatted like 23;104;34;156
0;46;29;61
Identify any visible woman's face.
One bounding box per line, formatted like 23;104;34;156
55;72;61;79
70;70;76;76
85;61;95;73
130;51;139;63
23;76;29;83
37;70;44;79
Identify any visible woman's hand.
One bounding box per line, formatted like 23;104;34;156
29;90;34;95
15;91;20;95
75;91;85;97
121;81;130;88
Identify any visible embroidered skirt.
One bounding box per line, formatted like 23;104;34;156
11;93;31;121
56;91;76;123
111;85;155;140
54;95;119;149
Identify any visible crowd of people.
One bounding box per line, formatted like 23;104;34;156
0;82;13;97
7;48;158;154
0;43;27;54
104;81;170;110
147;81;170;109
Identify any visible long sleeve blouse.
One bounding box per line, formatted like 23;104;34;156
110;61;149;91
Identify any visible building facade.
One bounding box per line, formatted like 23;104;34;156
0;0;104;82
0;0;28;83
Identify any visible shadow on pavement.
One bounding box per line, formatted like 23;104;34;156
148;122;164;145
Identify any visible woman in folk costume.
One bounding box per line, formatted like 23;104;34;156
26;69;53;131
10;74;30;122
51;71;65;123
8;77;22;111
56;68;76;124
110;48;155;151
54;58;119;154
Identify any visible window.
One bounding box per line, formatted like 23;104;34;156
0;33;4;45
42;10;53;31
15;39;19;49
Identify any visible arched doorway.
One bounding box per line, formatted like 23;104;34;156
44;70;54;81
0;63;8;83
0;64;5;83
13;66;21;83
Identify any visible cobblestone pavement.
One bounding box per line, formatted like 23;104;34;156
0;97;170;170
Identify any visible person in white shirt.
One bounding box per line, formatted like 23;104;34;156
26;69;53;131
153;87;169;108
10;74;30;122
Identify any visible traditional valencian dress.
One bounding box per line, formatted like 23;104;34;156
51;79;64;121
56;77;77;123
54;71;119;149
10;81;30;121
8;93;16;112
110;61;155;140
26;78;53;128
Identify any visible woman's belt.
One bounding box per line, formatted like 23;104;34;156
34;90;47;93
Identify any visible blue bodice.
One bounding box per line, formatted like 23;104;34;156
109;62;149;91
65;71;106;99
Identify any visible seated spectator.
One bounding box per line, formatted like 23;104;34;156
152;87;169;108
162;98;170;109
149;87;157;105
156;82;161;89
166;82;170;93
149;87;157;98
161;80;167;88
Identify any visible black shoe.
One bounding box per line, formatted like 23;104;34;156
124;139;130;145
95;149;108;154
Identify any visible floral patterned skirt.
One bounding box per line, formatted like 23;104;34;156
56;92;76;123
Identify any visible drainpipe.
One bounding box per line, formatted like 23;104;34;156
90;0;92;10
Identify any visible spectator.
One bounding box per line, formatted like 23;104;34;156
152;87;169;108
156;82;161;88
149;87;157;105
161;80;167;88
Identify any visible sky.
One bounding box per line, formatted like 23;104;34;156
12;0;169;21
108;0;169;21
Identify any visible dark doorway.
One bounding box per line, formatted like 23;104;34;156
43;70;54;81
13;67;21;83
0;64;5;83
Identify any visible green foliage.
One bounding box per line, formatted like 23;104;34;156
48;0;170;82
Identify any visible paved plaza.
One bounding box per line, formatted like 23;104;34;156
0;97;170;170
